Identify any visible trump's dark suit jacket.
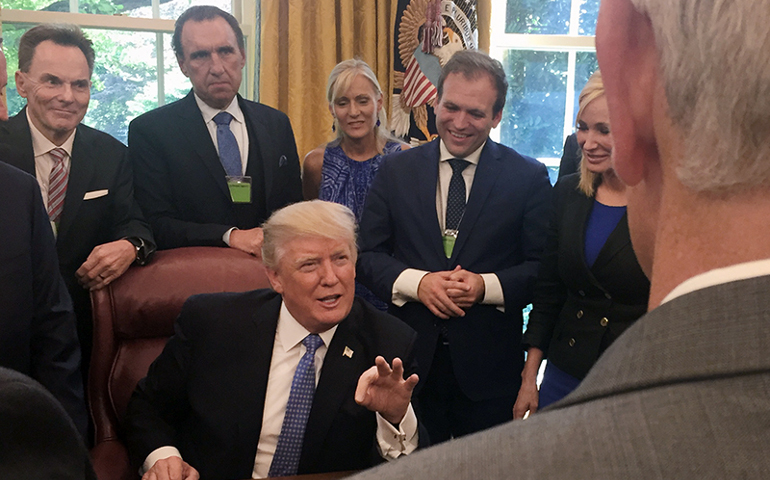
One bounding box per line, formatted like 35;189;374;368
124;291;420;480
0;158;87;439
523;173;650;379
0;112;154;379
127;92;303;249
357;139;552;401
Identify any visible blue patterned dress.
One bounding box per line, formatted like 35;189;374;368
319;141;402;310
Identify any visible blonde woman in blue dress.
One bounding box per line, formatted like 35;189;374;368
303;59;408;309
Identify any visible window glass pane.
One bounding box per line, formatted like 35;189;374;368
163;32;191;103
80;0;231;19
80;28;158;144
500;50;568;160
3;24;30;119
505;0;570;35
4;0;62;12
578;0;600;35
570;51;599;126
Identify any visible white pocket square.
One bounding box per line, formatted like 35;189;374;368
83;189;108;200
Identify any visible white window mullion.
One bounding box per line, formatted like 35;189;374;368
564;50;577;139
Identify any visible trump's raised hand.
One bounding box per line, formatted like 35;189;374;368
355;356;419;425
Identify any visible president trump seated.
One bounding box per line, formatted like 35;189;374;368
124;200;422;480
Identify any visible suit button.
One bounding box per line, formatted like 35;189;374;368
600;317;609;327
568;338;576;347
576;310;584;319
605;293;612;300
579;290;586;297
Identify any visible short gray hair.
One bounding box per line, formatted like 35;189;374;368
261;200;358;270
631;0;770;192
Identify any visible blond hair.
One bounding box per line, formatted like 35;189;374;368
261;200;358;270
327;58;396;153
576;70;606;197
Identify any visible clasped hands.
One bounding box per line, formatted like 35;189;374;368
417;265;485;319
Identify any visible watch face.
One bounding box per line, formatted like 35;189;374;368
126;237;145;263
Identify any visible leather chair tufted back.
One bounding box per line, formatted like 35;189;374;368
88;247;271;480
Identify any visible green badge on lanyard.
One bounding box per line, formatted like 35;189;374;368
226;176;252;203
443;229;458;258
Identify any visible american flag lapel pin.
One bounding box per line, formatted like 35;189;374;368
343;346;354;358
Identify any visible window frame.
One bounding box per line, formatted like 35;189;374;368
488;0;596;167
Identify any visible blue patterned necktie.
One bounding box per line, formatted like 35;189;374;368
446;158;470;230
268;334;324;477
213;112;242;177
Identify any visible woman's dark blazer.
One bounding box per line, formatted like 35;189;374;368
522;173;650;380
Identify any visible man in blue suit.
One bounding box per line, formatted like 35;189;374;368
358;50;552;442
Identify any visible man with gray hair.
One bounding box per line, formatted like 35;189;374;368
125;200;424;480
347;0;770;477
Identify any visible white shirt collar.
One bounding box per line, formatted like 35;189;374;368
276;301;338;351
193;93;245;126
439;139;485;166
661;258;770;304
27;110;76;157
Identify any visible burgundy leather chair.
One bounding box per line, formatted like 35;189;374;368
88;247;271;480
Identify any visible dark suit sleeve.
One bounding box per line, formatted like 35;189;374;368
27;176;88;439
522;176;571;354
496;161;553;313
123;305;194;470
357;158;413;302
558;133;580;179
128;118;234;248
107;146;156;256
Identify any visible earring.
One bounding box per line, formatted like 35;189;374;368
376;118;381;127
332;123;336;132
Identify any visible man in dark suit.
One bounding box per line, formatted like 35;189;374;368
0;153;87;440
0;367;94;480
125;200;422;480
128;6;302;256
357;50;552;442
348;0;770;478
0;24;155;382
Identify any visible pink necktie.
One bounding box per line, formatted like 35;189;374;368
48;148;69;224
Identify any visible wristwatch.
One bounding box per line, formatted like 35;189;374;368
125;237;150;266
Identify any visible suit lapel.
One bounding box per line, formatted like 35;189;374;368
590;212;631;273
449;141;499;264
300;303;366;471
57;125;96;241
234;294;281;470
176;92;231;201
417;141;448;263
239;97;274;201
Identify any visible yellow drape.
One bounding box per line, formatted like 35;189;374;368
259;0;490;163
